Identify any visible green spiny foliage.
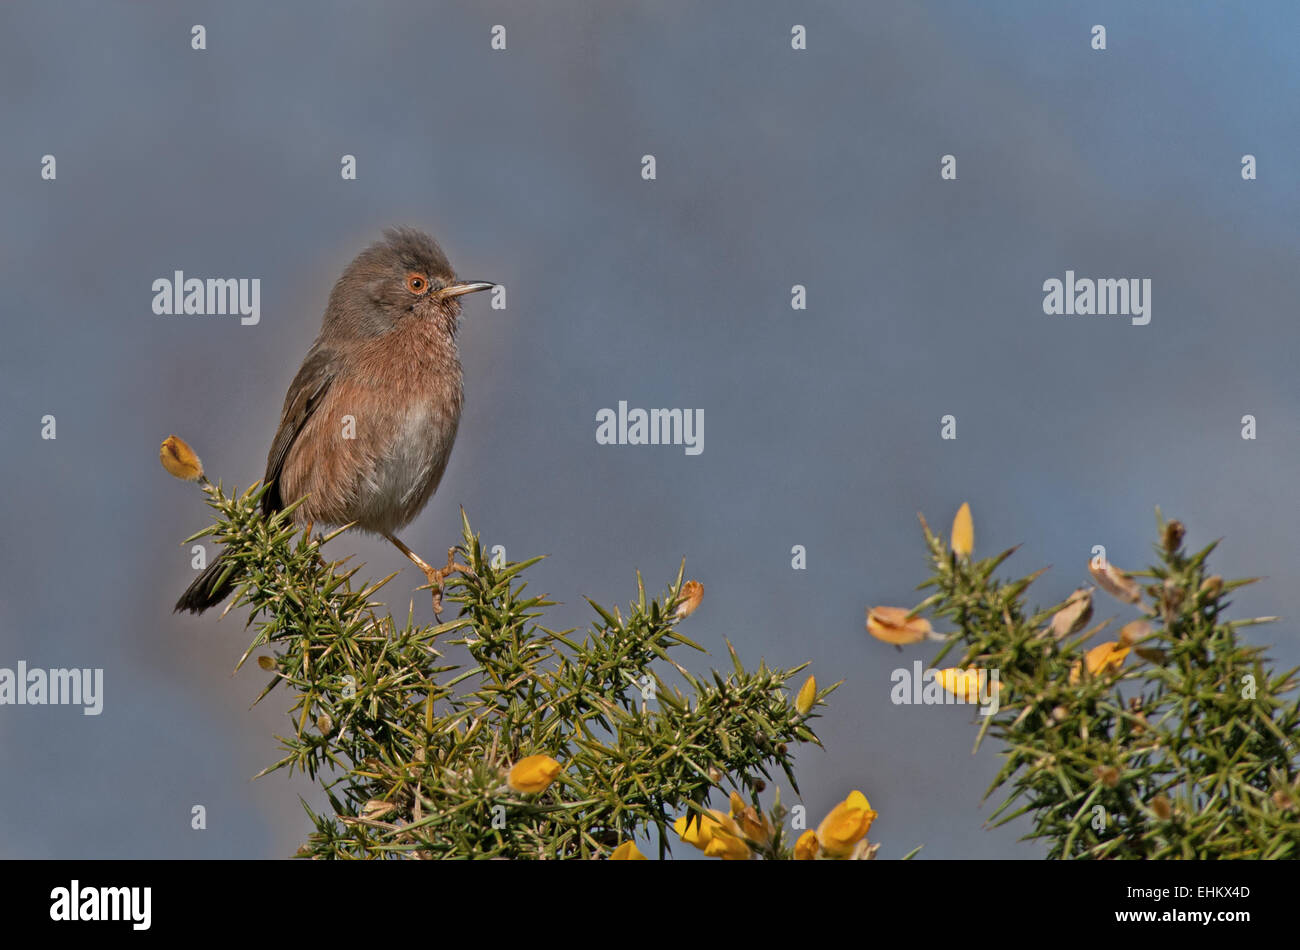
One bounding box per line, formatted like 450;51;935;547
183;480;836;859
909;508;1300;859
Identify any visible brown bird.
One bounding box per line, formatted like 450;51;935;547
175;227;493;614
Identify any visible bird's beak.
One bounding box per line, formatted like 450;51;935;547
437;281;495;300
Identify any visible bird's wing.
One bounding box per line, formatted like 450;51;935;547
262;343;337;516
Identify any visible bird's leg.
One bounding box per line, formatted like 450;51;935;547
384;534;470;615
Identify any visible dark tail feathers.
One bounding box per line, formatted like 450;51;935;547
174;551;240;614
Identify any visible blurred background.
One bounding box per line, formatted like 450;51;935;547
1;1;1296;858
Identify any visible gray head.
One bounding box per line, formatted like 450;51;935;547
322;227;492;339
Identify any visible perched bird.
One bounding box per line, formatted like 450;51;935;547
175;227;493;614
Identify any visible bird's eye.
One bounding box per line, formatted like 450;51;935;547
406;273;429;295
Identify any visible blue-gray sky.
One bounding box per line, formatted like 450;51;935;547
1;1;1297;858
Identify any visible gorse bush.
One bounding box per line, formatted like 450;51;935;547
164;436;876;860
869;504;1300;858
166;435;1298;859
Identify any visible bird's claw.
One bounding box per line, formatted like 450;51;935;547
424;547;472;617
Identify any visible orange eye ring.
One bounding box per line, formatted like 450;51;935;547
405;273;429;295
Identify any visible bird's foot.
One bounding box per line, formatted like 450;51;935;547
423;547;473;617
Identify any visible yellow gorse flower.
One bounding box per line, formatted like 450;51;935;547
159;434;204;482
816;790;876;858
935;667;1000;702
1069;641;1131;685
704;830;751;860
507;754;562;794
866;606;934;645
610;841;647;860
674;809;751;859
674;580;704;619
795;674;817;714
793;830;819;860
673;810;728;847
950;502;974;558
728;791;746;816
729;791;773;846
